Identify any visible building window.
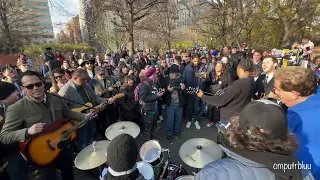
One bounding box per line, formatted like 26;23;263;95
26;0;31;5
35;2;48;7
42;29;53;33
39;16;51;20
39;22;52;28
35;8;50;14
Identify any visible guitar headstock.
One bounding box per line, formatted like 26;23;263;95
185;87;200;95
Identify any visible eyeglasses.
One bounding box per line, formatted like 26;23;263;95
98;74;105;76
55;75;64;79
22;82;43;90
86;62;93;65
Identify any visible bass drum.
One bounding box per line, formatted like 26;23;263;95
157;163;187;180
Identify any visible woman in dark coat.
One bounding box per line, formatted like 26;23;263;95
205;62;233;127
118;76;139;124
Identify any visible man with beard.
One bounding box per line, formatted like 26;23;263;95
183;54;205;129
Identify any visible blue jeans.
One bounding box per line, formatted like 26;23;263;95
166;104;183;136
76;120;96;152
187;94;200;122
200;100;207;116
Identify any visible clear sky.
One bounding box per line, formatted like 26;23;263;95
49;0;79;36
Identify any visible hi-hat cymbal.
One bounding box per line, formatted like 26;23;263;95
105;121;140;140
75;140;110;170
179;138;222;169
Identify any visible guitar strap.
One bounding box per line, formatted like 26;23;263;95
51;93;94;109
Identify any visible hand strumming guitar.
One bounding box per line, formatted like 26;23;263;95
28;123;46;135
84;113;97;120
108;97;115;104
197;89;204;98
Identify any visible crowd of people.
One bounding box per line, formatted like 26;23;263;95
0;37;319;180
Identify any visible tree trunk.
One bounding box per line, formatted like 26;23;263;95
281;21;298;47
128;3;134;56
0;2;14;54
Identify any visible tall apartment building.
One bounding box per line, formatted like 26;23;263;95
65;16;81;44
18;0;54;42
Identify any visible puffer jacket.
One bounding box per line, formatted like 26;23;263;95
196;145;314;180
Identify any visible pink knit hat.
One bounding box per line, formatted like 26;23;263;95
145;68;156;77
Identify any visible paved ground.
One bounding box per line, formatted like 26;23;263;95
73;117;218;180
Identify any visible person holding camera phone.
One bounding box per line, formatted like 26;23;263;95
162;64;186;143
139;68;164;140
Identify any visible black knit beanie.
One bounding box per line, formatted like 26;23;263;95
107;134;139;172
0;82;17;100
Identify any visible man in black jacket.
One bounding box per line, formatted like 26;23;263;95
163;64;186;143
255;57;288;111
197;58;254;131
255;57;278;99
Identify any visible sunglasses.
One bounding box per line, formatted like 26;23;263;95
22;82;43;90
55;75;63;79
86;62;93;65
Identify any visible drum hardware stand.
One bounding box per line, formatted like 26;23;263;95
158;149;171;180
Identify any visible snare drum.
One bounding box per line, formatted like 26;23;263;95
175;175;195;180
158;163;188;180
99;162;154;180
137;161;154;180
140;140;164;167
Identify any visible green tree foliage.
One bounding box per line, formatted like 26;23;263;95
22;43;95;54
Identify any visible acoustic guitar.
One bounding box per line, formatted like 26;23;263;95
71;93;124;124
19;93;124;167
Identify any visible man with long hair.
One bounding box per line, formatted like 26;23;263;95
274;66;320;179
196;100;314;180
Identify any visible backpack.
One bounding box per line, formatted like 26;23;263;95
134;80;149;104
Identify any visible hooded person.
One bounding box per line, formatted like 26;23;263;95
195;100;314;180
104;134;145;180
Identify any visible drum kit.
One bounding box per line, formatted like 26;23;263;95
74;121;223;180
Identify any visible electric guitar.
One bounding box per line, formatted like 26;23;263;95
19;93;124;167
71;93;124;124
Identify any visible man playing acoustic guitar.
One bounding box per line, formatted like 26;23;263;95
58;68;115;152
0;70;96;180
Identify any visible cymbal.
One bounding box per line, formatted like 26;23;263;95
105;121;140;140
179;138;222;169
75;140;110;170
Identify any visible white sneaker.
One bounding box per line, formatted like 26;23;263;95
159;115;164;121
195;121;201;129
186;122;192;128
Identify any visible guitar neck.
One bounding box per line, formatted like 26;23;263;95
66;93;124;134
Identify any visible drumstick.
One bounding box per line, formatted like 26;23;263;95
1;161;8;169
159;160;169;180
